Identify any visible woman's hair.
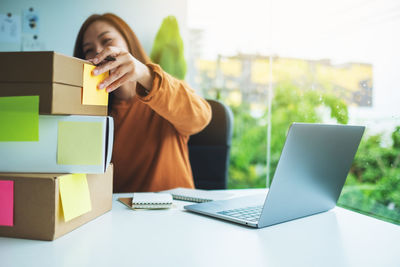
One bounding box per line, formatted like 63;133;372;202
73;13;150;64
73;13;151;112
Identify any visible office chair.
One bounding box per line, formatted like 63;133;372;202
188;99;234;189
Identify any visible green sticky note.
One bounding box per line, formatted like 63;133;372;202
0;96;39;141
57;121;103;165
59;174;92;222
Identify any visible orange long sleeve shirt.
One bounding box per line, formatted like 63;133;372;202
110;63;211;193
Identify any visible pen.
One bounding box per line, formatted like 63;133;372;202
104;55;116;62
95;55;116;66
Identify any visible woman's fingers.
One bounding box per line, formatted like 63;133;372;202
93;50;132;77
91;46;120;65
106;72;132;93
89;48;144;92
93;58;120;76
98;64;129;90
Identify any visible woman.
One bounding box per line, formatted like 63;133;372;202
73;13;211;192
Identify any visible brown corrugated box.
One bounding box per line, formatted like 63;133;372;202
0;164;113;241
0;51;107;116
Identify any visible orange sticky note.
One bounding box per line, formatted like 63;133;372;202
82;64;109;106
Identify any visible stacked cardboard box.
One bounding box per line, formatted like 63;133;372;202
0;51;114;241
0;51;108;115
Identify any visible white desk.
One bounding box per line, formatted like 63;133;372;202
1;189;399;267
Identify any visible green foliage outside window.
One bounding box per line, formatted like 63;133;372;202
228;82;348;188
219;82;400;224
339;127;400;223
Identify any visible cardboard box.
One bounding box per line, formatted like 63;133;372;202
0;51;107;116
0;165;113;241
0;115;114;173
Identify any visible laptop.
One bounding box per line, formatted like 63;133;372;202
184;123;365;228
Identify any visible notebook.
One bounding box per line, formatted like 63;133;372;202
118;193;173;209
160;187;233;203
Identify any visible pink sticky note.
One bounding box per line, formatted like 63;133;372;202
0;180;14;226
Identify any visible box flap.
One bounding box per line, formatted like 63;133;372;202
53;52;89;87
0;173;58;179
52;83;107;116
0;51;89;86
0;51;53;83
0;82;107;116
0;82;53;114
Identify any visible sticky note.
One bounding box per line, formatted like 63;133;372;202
57;121;103;165
0;95;39;141
0;180;14;226
59;174;92;222
82;64;109;106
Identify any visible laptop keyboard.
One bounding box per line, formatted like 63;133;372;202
217;205;263;222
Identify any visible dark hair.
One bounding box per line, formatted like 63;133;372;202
73;13;150;63
73;13;151;112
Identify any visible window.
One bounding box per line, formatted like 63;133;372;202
188;0;400;224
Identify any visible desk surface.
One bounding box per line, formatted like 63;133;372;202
1;189;400;267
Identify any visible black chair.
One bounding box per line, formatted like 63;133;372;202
188;99;234;189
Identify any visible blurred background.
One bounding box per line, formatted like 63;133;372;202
1;0;399;224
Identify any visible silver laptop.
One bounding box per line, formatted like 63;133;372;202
184;123;365;228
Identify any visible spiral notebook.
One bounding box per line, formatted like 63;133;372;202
160;187;233;203
118;193;173;209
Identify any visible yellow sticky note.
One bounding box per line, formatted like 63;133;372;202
82;64;109;106
59;174;92;222
57;121;103;165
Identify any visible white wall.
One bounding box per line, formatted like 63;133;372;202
0;0;187;56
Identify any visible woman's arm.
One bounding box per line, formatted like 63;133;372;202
91;46;211;135
137;63;211;136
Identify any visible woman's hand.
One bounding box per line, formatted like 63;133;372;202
89;46;153;93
